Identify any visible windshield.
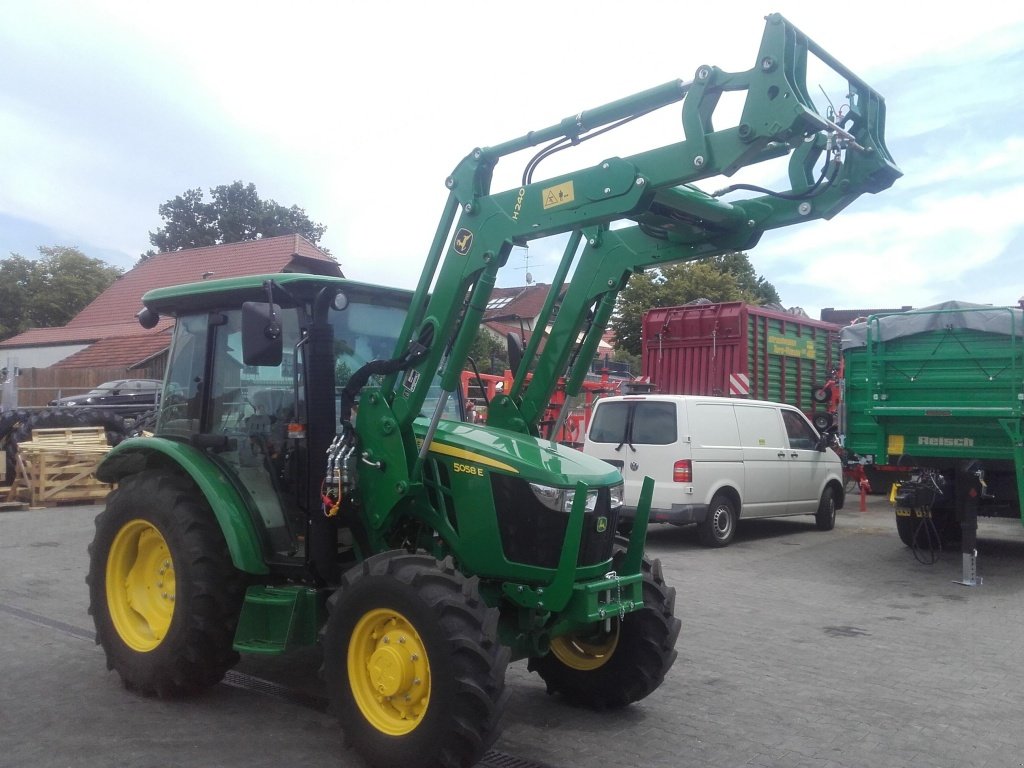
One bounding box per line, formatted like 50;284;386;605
332;299;461;420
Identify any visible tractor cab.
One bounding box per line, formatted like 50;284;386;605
142;274;427;560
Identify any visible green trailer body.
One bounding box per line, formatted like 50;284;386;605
841;301;1024;522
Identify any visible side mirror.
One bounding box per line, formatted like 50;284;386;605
136;307;160;329
815;428;837;452
506;332;524;377
242;302;283;366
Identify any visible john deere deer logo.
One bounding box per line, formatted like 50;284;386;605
454;228;474;255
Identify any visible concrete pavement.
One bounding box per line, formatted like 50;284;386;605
2;493;1023;768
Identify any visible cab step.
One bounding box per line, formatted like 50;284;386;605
233;585;321;654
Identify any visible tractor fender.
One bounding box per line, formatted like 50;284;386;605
97;437;269;575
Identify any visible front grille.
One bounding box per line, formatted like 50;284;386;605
491;475;619;569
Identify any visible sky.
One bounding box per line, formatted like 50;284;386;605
2;1;1023;320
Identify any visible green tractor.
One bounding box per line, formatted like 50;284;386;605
86;14;899;768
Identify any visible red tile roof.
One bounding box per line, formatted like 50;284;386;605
484;283;556;324
0;235;337;351
69;234;338;329
52;332;174;370
0;318;175;347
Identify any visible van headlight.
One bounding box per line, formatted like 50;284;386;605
529;483;600;514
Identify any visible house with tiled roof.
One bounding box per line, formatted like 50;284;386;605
481;282;615;359
0;235;340;374
481;283;556;344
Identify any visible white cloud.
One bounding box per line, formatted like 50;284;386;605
1;0;1023;319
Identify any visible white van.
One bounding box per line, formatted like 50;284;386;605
583;394;844;547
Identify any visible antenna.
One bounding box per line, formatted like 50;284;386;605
513;245;534;285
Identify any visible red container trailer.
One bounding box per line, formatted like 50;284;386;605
641;301;841;422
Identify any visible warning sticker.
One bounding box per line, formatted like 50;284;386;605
541;181;575;210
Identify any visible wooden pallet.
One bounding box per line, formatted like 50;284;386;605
6;427;113;507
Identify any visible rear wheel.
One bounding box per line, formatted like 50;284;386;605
323;552;509;768
815;487;837;531
86;470;245;696
698;493;737;547
528;541;680;709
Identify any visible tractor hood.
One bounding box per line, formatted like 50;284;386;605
420;419;621;488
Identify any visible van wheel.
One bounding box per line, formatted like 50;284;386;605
815;487;837;531
698;494;736;547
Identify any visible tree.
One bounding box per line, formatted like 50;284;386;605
610;252;779;356
0;247;123;341
467;329;508;375
142;181;328;260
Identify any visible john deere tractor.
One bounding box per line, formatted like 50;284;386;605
87;14;898;768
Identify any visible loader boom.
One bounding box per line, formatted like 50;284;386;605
362;13;899;503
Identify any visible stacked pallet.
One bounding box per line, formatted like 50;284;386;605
6;427;113;507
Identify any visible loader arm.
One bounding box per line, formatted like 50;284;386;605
357;13;900;519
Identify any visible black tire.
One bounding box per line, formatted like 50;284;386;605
812;412;834;432
812;385;831;403
527;539;680;709
698;492;737;547
815;486;837;531
895;508;959;549
86;470;245;697
895;511;938;549
322;552;509;768
11;407;127;446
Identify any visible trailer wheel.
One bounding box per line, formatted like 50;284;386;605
698;492;737;547
895;508;959;549
815;486;837;531
323;552;509;768
86;470;245;697
528;541;679;708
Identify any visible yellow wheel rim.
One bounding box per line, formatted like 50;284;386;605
105;519;175;652
550;622;620;671
348;608;431;736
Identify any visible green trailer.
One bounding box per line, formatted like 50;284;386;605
841;301;1024;569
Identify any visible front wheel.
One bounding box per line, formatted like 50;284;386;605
86;470;245;697
698;493;737;547
815;487;837;531
322;552;509;768
527;541;680;709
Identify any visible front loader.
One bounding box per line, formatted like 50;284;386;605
87;14;899;768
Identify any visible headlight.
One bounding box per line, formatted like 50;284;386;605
529;483;564;512
529;483;599;513
608;483;624;509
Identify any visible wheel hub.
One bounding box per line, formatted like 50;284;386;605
368;635;414;698
349;609;430;735
106;519;175;652
550;622;620;671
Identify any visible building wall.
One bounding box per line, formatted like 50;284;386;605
1;345;88;369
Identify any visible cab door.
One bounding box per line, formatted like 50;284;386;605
734;403;790;516
780;408;832;513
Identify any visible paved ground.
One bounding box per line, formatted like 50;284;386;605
2;493;1023;768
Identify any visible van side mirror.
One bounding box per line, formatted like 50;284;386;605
815;428;837;452
242;301;283;366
